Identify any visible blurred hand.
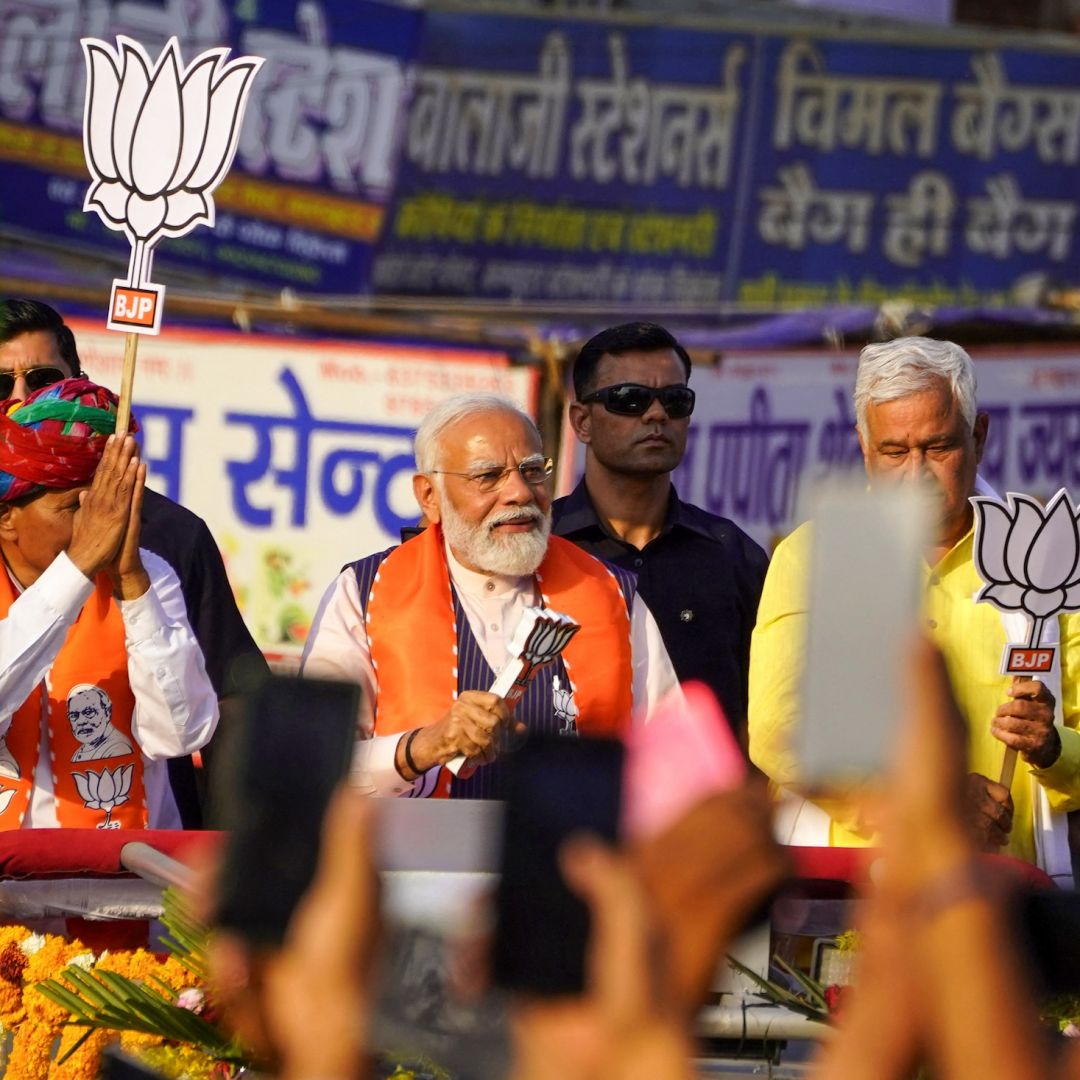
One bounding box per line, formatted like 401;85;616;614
631;786;789;1018
265;789;380;1079
511;836;694;1080
992;678;1060;769
865;639;984;899
67;435;140;580
964;773;1013;852
206;788;380;1080
405;691;524;776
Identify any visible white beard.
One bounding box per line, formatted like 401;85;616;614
440;499;550;576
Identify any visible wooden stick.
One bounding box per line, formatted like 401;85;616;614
999;747;1017;790
115;331;139;436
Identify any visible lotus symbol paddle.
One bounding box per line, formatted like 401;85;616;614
445;607;581;777
504;613;581;707
81;35;262;333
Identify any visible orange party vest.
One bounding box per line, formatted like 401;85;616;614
363;524;635;791
0;565;146;829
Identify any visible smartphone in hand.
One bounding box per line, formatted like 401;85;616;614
797;482;929;785
492;735;624;996
213;673;360;945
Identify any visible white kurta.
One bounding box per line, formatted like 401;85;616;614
302;544;681;796
0;549;219;828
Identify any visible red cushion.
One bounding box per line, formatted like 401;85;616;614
0;829;221;880
788;845;1056;890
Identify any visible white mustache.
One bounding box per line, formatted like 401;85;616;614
487;508;545;531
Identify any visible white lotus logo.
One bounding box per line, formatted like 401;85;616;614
972;489;1080;645
553;678;579;736
0;789;15;816
73;764;134;829
524;616;580;667
81;35;262;295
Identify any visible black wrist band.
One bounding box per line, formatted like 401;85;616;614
403;727;422;777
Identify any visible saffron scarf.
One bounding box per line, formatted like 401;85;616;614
0;565;147;829
365;524;634;757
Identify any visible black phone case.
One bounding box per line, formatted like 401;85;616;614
213;674;359;944
492;735;624;996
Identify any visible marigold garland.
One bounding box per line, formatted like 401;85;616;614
0;921;233;1079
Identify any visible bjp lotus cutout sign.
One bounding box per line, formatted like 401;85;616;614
971;488;1080;677
81;36;263;336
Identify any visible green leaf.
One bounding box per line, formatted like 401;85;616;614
773;956;829;1011
34;980;95;1020
725;955;829;1023
55;1027;95;1066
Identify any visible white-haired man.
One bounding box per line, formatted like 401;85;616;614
749;337;1080;881
302;393;680;798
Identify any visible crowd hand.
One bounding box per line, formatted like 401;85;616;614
67;435;143;585
631;787;790;1019
406;691;524;776
874;639;981;892
206;787;381;1080
511;836;695;1080
964;773;1013;852
991;678;1060;769
815;641;977;1080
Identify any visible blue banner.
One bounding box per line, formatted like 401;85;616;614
0;0;422;294
5;4;1080;304
373;12;753;306
738;37;1080;307
374;12;1080;306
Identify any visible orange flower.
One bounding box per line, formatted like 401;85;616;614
48;1027;113;1079
8;1016;61;1078
24;936;90;1029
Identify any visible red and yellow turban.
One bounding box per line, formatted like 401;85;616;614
0;378;138;503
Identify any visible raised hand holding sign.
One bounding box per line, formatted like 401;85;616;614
445;606;580;777
971;487;1080;785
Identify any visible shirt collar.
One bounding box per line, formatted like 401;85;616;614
927;521;975;576
444;540;534;599
560;479;708;541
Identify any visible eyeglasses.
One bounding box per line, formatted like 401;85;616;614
431;456;554;493
580;383;696;419
0;367;67;399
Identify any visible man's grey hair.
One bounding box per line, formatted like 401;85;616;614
414;393;541;473
854;337;977;441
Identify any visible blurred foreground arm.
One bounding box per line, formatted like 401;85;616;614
511;784;788;1080
816;641;1051;1080
208;788;380;1080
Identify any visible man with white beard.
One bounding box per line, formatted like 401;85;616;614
302;393;680;798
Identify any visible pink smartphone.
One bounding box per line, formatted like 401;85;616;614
621;680;746;841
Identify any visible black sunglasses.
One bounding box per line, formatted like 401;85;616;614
580;382;696;419
0;367;67;399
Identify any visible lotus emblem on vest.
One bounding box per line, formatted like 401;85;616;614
0;789;14;817
81;36;262;298
73;764;134;829
553;677;579;736
972;488;1080;646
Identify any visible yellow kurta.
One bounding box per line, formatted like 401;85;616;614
748;521;1080;865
